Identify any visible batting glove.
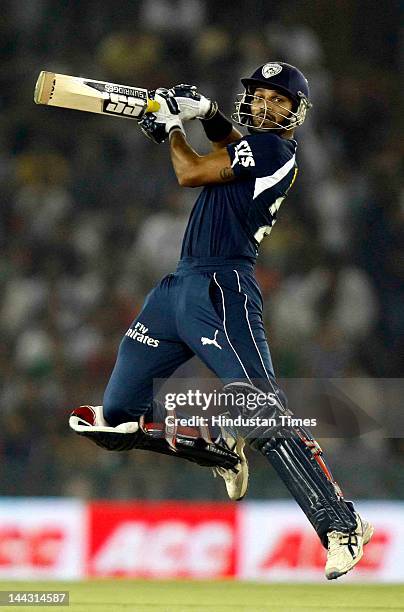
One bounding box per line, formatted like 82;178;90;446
139;88;185;144
169;84;218;121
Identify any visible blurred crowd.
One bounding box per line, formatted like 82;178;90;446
0;1;403;500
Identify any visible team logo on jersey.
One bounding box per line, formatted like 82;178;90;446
231;140;255;168
262;63;283;78
201;329;222;350
125;321;159;348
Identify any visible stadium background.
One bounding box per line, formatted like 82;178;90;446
0;0;403;583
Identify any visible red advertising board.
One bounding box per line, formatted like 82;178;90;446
0;499;403;581
0;499;85;579
237;501;399;582
88;501;237;578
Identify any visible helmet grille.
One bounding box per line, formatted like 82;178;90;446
232;92;311;132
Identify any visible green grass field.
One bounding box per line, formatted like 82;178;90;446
1;580;403;612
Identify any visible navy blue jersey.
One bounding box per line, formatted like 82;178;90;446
180;133;298;262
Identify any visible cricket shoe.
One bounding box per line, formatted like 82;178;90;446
212;435;248;501
325;512;374;580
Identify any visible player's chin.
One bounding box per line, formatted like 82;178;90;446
253;117;275;130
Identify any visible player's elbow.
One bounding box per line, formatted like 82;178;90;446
178;177;200;188
175;157;206;187
176;171;201;188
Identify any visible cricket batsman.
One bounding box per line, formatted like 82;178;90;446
69;62;373;579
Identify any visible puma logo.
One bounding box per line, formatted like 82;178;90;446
201;329;222;350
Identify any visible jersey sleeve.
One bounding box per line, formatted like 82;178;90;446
227;133;295;180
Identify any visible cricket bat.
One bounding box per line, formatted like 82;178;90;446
34;71;160;121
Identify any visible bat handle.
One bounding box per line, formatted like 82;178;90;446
146;99;160;113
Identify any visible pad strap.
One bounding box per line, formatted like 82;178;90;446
139;418;237;468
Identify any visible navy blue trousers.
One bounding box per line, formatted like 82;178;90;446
103;258;276;426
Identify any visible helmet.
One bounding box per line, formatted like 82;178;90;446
232;62;312;132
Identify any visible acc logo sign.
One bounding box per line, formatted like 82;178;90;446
262;63;283;78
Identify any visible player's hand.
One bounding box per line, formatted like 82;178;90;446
139;113;168;144
169;84;218;121
139;88;185;143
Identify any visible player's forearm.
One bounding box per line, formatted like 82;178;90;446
169;130;202;187
168;129;235;187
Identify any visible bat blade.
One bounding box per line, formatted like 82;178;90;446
34;71;159;120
